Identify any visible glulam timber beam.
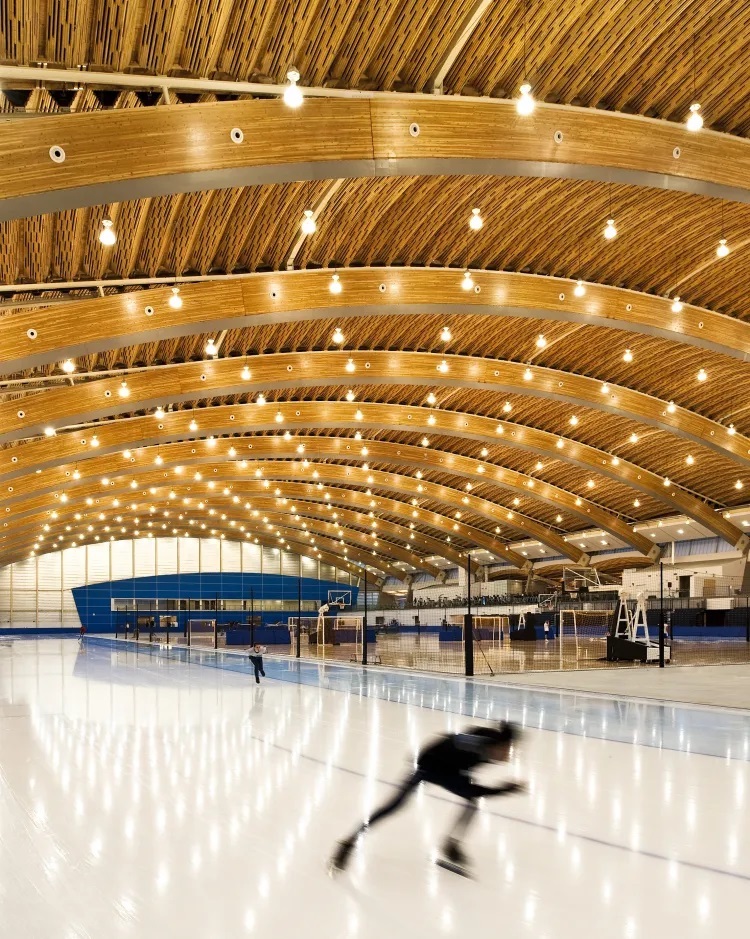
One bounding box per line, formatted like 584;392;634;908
2;98;750;221
4;270;750;373
0;455;550;568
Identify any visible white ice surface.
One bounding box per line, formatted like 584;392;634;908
0;637;748;938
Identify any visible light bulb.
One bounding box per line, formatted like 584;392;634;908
256;394;266;406
427;414;436;425
61;359;76;374
502;401;512;413
168;286;183;309
437;359;449;373
603;218;617;240
90;435;99;448
667;401;676;413
686;454;694;465
633;498;641;508
345;389;355;402
623;348;633;362
663;477;671;487
728;423;736;435
600;383;610;395
283;68;303;108
354;409;364;421
331;327;345;345
189;419;198;431
44;426;56;437
461;270;473;291
516;83;535;116
629;433;639;444
735;480;744;490
569;415;579;426
241;365;251;380
154;406;165;419
574;279;586;297
329;273;342;294
536;334;547;348
440;326;453;342
469;207;483;230
426;392;437;405
716;238;729;258
155;454;164;466
523;367;533;381
671;296;683;313
556;438;564;449
421;437;430;447
345;357;356;373
697;368;707;382
686;102;703;131
275;410;283;423
119;381;130;398
99;218;116;246
300;209;316;235
205;338;218;356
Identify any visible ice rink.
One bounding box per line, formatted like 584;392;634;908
1;637;749;938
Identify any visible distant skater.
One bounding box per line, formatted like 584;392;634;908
330;721;525;877
78;624;86;646
248;643;267;684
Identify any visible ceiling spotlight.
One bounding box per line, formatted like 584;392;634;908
569;415;579;426
329;273;342;295
154;406;165;419
61;359;76;374
716;238;730;258
735;480;744;490
633;498;641;507
603;218;617;240
99;218;116;246
421;437;430;447
574;279;586;298
523;367;533;381
663;477;671;487
461;270;474;291
667;401;676;413
275;410;283;423
354;409;364;421
629;433;639;444
90;435;99;448
536;334;547;349
345;357;356;374
44;426;56;437
300;209;317;235
440;326;453;342
437;359;449;373
427;414;436;425
516;82;535;116
623;348;633;363
556;438;564;449
283;68;303;108
168;286;183;309
671;296;683;314
241;364;251;381
697;368;707;382
117;380;131;398
189;418;198;432
426;392;437;405
345;389;356;402
686;102;703;131
468;207;483;231
205;338;218;356
256;394;266;406
155;454;164;466
122;450;131;460
686;454;695;465
332;326;345;345
600;383;610;395
728;423;736;435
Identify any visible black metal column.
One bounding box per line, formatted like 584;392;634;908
659;562;665;668
362;567;368;666
464;552;474;677
214;593;219;649
296;575;302;658
250;588;255;646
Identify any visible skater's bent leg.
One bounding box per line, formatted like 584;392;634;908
447;800;478;840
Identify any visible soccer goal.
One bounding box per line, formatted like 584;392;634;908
188;618;216;649
558;609;614;661
473;614;510;646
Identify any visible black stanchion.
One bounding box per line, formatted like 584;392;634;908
659;562;665;668
250;588;255;646
464;552;474;677
214;593;219;650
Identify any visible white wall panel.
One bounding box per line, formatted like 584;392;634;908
12;609;36;625
262;547;280;576
156;538;178;575
178;538;199;573
37;612;63;627
63;590;78;611
0;611;10;625
134;539;156;577
319;563;335;581
37;552;62;583
242;542;261;572
200;539;220;571
0;564;11;594
221;540;241;572
13;591;37;611
13;558;37;590
111;540;133;580
281;551;299;577
87;543;110;583
62;547;87;587
38;592;63;611
301;556;318;577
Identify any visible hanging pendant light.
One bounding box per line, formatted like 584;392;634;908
516;83;535;116
461;270;474;291
99;218;116;246
468;207;483;230
168;286;183;309
283;68;303;108
300;209;316;235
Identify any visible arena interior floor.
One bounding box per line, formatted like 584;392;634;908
1;637;748;938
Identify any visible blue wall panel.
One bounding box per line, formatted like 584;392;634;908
72;572;357;633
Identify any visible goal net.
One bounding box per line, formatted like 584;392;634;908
559;610;614;659
188;618;216;648
472;614;510;646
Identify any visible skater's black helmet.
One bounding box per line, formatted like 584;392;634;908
471;721;518;747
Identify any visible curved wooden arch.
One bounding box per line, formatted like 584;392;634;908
1;400;741;549
0;401;746;550
0;454;564;568
17;524;379;586
3;98;750;222
4;349;748;477
12;504;432;579
5;271;750;376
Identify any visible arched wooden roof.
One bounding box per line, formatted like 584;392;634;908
2;4;750;578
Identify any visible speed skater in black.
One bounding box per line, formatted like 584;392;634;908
330;721;525;877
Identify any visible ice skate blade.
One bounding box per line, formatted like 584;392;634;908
435;857;472;878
